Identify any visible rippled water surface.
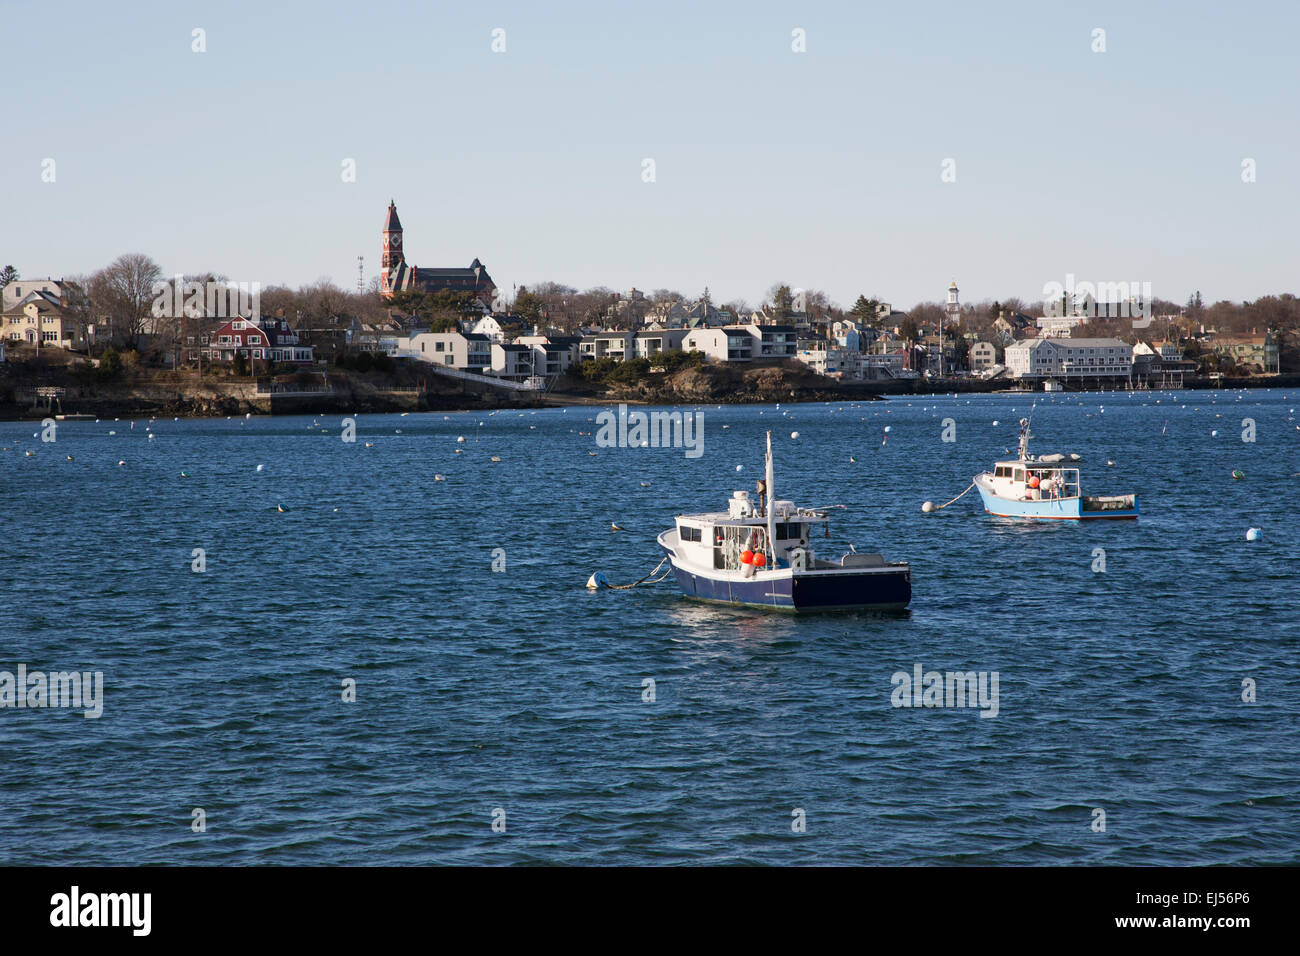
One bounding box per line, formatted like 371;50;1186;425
2;390;1297;864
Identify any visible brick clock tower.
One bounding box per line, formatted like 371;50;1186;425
381;200;404;295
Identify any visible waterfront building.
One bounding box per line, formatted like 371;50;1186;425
399;331;492;373
579;330;634;362
970;341;998;372
491;342;534;380
0;280;87;349
1004;337;1133;380
633;328;688;359
199;317;314;365
1209;334;1279;374
683;327;754;363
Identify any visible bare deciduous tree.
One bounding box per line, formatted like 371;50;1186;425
89;253;163;349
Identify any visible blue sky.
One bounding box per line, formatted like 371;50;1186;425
4;0;1297;309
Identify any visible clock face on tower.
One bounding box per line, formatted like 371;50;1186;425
391;234;402;249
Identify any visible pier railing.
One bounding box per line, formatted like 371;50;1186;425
423;364;543;391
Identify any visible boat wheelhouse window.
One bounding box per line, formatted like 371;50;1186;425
1014;469;1025;481
995;466;1006;477
774;522;805;540
679;525;702;542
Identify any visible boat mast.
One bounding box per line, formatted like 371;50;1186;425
1018;401;1037;462
765;431;776;567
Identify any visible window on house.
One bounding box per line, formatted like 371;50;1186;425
444;356;452;365
436;342;445;352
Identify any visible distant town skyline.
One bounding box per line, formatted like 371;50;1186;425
6;0;1298;310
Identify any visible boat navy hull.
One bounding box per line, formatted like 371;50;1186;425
663;553;911;613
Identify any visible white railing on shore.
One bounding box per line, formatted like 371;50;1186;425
422;364;542;391
255;383;341;395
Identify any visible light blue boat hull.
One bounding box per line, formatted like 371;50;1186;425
975;482;1139;520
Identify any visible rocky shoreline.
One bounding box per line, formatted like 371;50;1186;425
2;362;1295;420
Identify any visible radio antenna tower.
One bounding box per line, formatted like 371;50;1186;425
357;256;365;295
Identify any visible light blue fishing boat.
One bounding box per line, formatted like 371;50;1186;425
973;417;1138;520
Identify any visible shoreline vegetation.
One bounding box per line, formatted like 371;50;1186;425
3;352;1297;420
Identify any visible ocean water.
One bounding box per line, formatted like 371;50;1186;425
2;391;1297;865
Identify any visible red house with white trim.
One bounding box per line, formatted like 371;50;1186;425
196;317;314;366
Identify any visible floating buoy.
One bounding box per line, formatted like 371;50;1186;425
180;470;190;478
457;436;466;443
66;455;73;461
277;504;289;513
118;460;125;466
1232;469;1246;480
922;501;935;513
586;572;610;589
736;465;744;472
434;474;445;481
256;464;264;472
1246;527;1262;541
992;420;999;426
490;456;501;462
611;523;625;532
1106;460;1115;467
883;425;891;433
790;431;799;439
1211;430;1218;437
640;481;650;487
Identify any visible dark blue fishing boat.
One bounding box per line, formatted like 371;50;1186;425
655;432;911;612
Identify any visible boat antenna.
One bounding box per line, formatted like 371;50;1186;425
1018;401;1038;461
765;431;776;567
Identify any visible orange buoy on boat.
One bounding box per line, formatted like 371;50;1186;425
753;553;767;568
